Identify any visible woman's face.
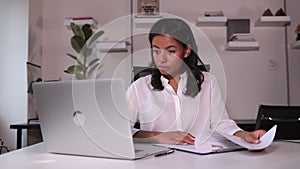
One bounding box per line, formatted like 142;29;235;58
152;35;190;79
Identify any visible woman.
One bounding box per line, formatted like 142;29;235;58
126;18;265;145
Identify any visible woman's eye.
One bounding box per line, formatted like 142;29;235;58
153;49;161;55
168;50;176;55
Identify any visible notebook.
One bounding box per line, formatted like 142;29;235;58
32;79;169;160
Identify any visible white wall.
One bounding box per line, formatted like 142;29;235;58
41;0;131;82
28;0;43;66
287;0;300;105
0;0;28;150
0;0;298;151
28;0;43;120
38;0;300;120
132;0;294;119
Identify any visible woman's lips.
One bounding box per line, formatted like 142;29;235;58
158;66;169;71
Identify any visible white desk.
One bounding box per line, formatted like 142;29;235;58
1;141;300;169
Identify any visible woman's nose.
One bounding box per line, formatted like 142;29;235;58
157;51;167;63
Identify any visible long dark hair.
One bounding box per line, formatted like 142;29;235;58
149;18;207;97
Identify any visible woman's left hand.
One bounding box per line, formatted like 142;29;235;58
234;129;266;144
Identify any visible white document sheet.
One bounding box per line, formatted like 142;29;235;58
155;125;277;155
219;125;277;150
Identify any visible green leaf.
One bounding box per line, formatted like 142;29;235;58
75;73;84;80
76;60;84;68
67;65;83;74
88;58;99;67
66;53;84;66
64;70;71;74
81;46;93;58
71;35;85;53
88;63;99;77
66;53;78;61
87;30;104;46
82;24;93;41
70;22;84;38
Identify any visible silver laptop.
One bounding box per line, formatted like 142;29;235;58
32;79;169;160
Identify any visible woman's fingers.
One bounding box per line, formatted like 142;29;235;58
245;130;267;144
176;132;195;145
184;133;195;144
157;131;195;145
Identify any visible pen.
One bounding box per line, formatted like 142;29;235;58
154;149;175;157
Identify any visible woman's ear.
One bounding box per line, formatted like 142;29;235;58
184;45;192;58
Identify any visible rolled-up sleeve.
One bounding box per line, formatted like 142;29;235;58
208;74;242;135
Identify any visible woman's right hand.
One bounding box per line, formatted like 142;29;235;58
134;130;195;145
153;131;195;145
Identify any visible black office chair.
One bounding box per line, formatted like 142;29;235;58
0;139;9;154
255;104;300;140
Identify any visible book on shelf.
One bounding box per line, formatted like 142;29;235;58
137;0;160;16
135;14;162;18
204;10;224;17
69;17;94;20
229;33;256;42
64;17;97;27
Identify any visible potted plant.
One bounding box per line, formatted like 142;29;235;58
64;22;104;79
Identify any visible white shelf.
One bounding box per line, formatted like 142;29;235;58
255;16;291;27
196;16;227;27
134;15;162;28
64;17;98;29
225;41;259;51
290;40;300;49
96;41;130;52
